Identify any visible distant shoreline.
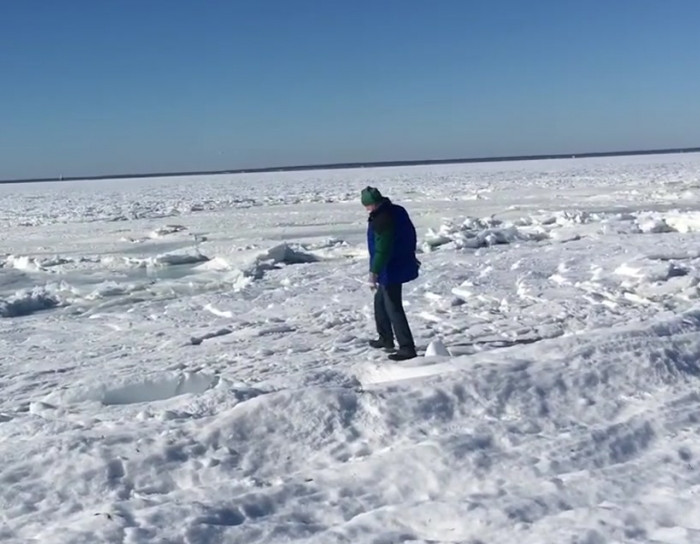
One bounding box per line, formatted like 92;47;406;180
3;146;700;185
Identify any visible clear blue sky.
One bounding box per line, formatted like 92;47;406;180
2;0;700;179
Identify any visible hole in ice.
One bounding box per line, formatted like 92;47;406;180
101;372;219;406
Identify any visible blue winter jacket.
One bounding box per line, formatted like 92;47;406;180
367;199;420;285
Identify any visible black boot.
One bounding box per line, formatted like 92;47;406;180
388;346;417;361
369;337;395;350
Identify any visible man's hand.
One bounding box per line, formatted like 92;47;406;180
368;272;378;290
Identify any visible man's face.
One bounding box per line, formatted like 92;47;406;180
365;204;377;213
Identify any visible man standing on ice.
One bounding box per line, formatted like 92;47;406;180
362;186;420;361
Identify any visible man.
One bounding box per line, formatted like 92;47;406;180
361;186;420;361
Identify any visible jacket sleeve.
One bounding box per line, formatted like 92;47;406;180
370;211;394;274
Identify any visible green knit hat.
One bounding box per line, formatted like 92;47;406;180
361;186;383;206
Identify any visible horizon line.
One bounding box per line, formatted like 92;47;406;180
3;145;700;184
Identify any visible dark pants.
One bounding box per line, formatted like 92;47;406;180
374;283;415;351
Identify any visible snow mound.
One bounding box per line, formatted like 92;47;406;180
0;286;64;317
5;255;43;272
247;243;320;279
196;386;362;479
260;243;320;265
101;372;220;405
3;254;81;274
423;216;548;252
83;281;133;300
614;260;689;283
425;338;451;357
126;249;210;268
637;217;676;234
152;251;209;266
304;237;348;250
149;224;188;238
422;208;700;254
531;210;603;227
632;211;700;234
663;211;700;233
195;256;231;271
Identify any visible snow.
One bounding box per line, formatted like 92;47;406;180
425;338;451;357
0;286;63;318
2;153;700;542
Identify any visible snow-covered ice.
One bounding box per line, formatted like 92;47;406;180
3;153;700;542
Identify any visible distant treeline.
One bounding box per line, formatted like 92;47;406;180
3;146;700;184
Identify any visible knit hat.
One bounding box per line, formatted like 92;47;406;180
361;186;383;206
